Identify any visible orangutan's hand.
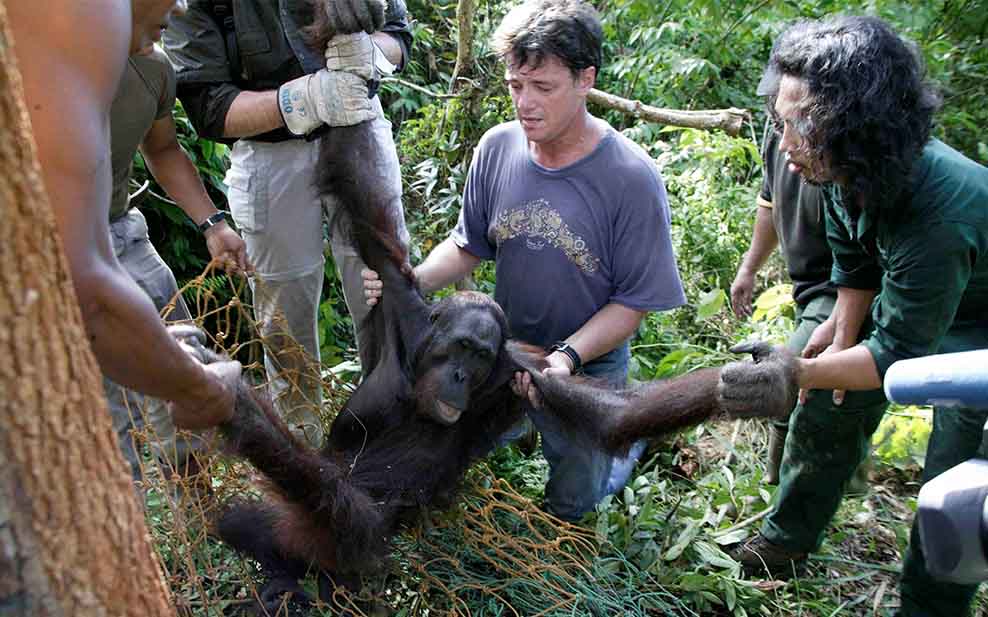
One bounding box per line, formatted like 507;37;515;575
717;341;800;419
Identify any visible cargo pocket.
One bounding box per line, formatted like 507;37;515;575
224;167;268;233
109;217;129;258
109;209;147;258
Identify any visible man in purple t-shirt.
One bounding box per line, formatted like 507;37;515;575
365;0;685;520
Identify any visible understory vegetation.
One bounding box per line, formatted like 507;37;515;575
136;1;987;614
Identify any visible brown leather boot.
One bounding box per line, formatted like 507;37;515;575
729;534;807;579
764;424;788;485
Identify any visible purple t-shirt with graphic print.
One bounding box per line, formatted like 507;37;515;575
451;121;686;347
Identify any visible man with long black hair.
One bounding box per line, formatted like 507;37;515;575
718;16;988;617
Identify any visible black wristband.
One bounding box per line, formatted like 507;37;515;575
198;211;228;233
549;341;583;372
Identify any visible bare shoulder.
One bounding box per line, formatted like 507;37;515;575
8;0;131;242
9;0;130;110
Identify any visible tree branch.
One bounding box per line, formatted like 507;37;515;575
382;77;466;99
588;88;749;136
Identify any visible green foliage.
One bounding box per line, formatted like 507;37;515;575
750;283;795;324
316;257;355;367
485;442;550;498
592;452;777;616
597;0;776;119
628;127;763;378
396;97;513;260
872;407;934;470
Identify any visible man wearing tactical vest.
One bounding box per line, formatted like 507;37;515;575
164;0;412;448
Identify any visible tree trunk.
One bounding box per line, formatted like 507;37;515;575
0;2;174;616
450;0;478;94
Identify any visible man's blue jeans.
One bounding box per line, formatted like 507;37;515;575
526;342;646;521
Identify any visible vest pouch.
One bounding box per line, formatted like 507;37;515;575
232;3;295;87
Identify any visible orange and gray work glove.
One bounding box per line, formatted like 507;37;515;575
717;341;801;419
323;0;386;35
277;33;384;135
326;32;396;97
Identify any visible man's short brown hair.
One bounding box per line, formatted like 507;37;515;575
492;0;602;77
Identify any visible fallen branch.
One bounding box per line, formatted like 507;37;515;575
588;88;749;136
711;506;772;537
808;554;902;574
382;78;750;136
381;76;465;100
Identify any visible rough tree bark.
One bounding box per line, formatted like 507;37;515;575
450;0;478;94
0;2;174;616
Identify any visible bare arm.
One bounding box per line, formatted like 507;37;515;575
798;345;882;392
831;287;876;348
731;204;778;318
222;90;284;138
801;286;876;359
413;237;482;294
140;115;249;272
789;285;881;397
791;286;878;404
11;0;235;427
561;304;646;369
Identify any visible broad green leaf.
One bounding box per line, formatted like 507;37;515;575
759;488;773;506
678;572;715;591
712;529;749;545
694;540;737;569
664;520;700;561
723;579;738;611
696;288;727;320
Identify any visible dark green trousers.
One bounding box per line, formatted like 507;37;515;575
764;310;988;617
761;293;888;551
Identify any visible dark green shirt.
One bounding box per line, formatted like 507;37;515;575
826;139;988;378
759;128;833;305
109;49;176;219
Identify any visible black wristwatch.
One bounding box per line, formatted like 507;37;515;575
198;211;229;233
549;341;583;372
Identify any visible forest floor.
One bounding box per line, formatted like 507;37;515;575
679;426;986;617
151;415;988;617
